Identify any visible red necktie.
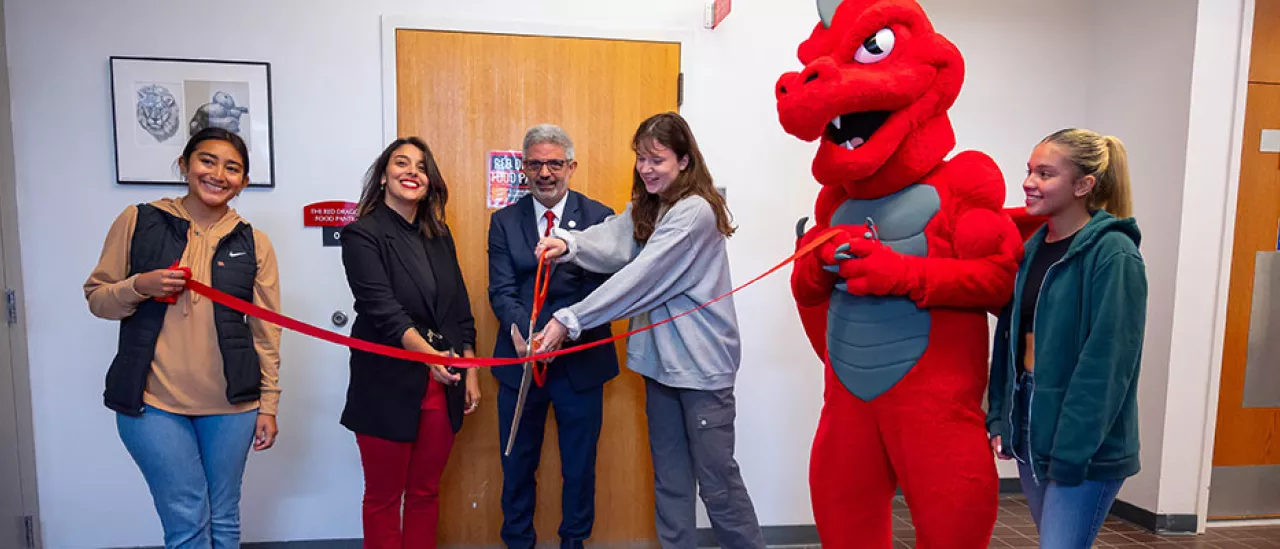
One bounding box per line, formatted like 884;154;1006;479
543;210;556;237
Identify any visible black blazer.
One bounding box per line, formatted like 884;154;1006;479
487;192;619;391
339;205;477;441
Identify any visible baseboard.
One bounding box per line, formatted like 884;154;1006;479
114;481;1046;549
999;477;1022;494
1109;498;1198;534
697;524;816;548
244;542;362;549
123;541;661;549
116;542;364;549
694;481;1024;548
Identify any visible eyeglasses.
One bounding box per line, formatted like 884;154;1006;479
522;159;569;173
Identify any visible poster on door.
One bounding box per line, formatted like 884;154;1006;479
487;151;528;209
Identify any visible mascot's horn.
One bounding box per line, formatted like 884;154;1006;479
817;0;844;28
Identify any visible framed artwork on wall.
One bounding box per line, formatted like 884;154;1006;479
109;56;275;187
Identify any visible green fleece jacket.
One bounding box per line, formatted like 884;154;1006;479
987;210;1148;486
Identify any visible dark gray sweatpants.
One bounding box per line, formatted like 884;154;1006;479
644;377;766;549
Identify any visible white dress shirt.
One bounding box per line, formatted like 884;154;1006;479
534;193;568;236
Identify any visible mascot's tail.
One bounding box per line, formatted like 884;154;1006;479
796;216;810;240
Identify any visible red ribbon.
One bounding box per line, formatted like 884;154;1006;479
180;229;839;368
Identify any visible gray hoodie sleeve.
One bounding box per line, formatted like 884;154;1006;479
552;204;637;275
553;198;715;338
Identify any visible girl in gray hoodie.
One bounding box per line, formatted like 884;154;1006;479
534;112;765;549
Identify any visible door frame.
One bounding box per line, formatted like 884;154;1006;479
379;14;693;144
0;0;42;545
1199;0;1260;530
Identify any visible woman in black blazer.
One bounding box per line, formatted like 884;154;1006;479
339;136;480;549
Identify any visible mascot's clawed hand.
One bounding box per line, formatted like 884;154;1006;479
776;1;1024;547
833;237;920;298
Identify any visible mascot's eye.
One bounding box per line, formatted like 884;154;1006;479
855;28;896;64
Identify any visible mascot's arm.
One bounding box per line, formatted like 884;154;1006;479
1004;205;1048;242
792;185;856;359
836;152;1022;311
912;152;1023;310
793;220;837;359
912;207;1022;310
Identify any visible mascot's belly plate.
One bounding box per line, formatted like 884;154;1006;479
827;184;940;401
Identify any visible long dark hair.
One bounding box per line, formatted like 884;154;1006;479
356;137;449;238
631;112;735;242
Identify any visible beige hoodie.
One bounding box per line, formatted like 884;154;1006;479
84;198;282;416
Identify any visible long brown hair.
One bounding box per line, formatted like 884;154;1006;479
1041;128;1133;219
356;137;450;238
631;112;735;242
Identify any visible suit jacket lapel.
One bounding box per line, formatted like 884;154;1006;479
519;195;540;252
563;191;582;231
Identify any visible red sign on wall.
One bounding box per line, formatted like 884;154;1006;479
708;0;731;29
303;201;359;227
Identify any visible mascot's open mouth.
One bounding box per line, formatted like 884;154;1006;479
824;111;892;150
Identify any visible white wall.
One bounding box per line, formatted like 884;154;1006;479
1083;0;1200;511
1172;0;1252;522
2;0;1201;546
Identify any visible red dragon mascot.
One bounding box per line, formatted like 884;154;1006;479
776;0;1027;546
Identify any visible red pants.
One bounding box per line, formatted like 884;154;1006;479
356;380;454;549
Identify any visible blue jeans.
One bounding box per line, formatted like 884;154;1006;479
117;405;258;549
1015;374;1124;548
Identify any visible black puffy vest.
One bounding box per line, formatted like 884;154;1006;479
103;204;260;416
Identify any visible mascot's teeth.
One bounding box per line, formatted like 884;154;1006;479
831;116;841;130
841;137;866;150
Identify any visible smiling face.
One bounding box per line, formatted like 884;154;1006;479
523;142;575;208
634;139;689;196
179;139;248;208
1023;142;1094;218
775;0;964;194
381;143;428;209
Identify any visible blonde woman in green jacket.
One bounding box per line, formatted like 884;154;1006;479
987;128;1148;549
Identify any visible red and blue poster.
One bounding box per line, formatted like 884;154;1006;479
487;151;528;209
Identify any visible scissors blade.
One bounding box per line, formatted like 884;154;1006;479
504;324;535;457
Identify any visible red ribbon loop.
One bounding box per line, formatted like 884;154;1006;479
174;229;840;368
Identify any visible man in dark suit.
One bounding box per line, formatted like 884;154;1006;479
488;124;620;549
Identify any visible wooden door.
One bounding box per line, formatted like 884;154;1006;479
1209;0;1280;520
395;29;680;545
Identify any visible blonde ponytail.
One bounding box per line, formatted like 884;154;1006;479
1041;129;1134;218
1097;136;1132;218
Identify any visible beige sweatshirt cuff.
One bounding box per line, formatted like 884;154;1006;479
258;390;280;416
124;275;150;303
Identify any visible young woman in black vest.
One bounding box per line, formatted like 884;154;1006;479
339;136;480;548
85;128;282;548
